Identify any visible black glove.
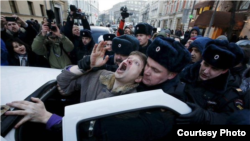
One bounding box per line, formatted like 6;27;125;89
118;28;124;35
77;55;91;71
176;102;210;124
121;12;129;19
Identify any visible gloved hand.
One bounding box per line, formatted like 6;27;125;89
118;28;124;35
78;55;91;71
176;102;210;124
121;12;129;19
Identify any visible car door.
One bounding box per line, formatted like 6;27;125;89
63;89;191;141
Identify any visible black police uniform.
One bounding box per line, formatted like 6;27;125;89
180;62;244;124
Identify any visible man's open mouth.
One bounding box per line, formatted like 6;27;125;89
118;62;127;72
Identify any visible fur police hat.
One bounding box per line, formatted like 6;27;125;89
103;34;116;41
188;37;213;53
80;29;92;38
134;23;152;35
228;42;244;66
147;37;191;72
112;35;139;56
202;40;236;69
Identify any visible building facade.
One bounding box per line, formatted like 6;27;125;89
68;0;99;25
1;0;69;25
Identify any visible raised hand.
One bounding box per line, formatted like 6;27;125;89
51;22;62;38
41;22;50;36
90;41;110;68
5;97;52;128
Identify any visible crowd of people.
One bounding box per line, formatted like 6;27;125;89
1;7;250;141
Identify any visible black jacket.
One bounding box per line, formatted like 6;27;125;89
180;61;244;124
138;39;152;55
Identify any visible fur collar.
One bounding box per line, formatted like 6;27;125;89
6;28;26;37
99;74;139;95
181;61;230;93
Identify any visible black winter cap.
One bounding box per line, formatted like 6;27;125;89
112;35;139;56
103;34;116;41
147;37;191;72
134;23;153;35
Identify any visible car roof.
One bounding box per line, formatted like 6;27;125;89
1;66;61;105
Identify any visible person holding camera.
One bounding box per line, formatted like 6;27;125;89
1;15;38;49
1;15;50;68
117;6;130;37
31;21;74;69
63;5;94;64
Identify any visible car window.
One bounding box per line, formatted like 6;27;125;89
63;89;191;141
1;80;58;137
76;107;178;141
92;31;110;43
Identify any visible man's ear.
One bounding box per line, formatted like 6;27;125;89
167;72;177;80
135;76;142;83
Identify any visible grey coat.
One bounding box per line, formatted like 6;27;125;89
56;69;138;102
240;67;250;93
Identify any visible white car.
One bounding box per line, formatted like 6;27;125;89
1;66;191;141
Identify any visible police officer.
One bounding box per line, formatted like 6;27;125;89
177;40;244;125
102;33;116;56
134;23;153;54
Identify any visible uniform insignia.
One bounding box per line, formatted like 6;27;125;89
214;54;219;60
118;44;121;48
137;27;139;30
234;99;244;110
156;46;160;52
108;36;110;38
82;32;85;35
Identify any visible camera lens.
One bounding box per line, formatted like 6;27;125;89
51;26;57;32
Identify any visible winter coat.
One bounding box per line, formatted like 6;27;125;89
180;62;244;124
1;39;9;66
56;69;138;102
31;33;74;69
138;39;152;55
240;67;250;93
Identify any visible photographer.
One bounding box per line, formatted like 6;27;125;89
1;15;50;68
31;20;74;69
117;6;130;37
63;5;94;64
1;15;38;49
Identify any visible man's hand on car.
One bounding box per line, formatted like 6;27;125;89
5;97;52;128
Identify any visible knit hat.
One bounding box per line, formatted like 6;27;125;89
188;37;213;53
112;35;139;56
147;37;191;72
216;35;228;41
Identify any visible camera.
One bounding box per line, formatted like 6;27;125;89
70;5;85;19
120;6;133;19
46;10;57;32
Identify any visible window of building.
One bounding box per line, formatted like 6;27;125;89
27;1;34;15
40;5;45;16
239;1;250;10
9;0;18;13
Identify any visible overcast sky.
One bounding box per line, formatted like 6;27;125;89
99;0;125;12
